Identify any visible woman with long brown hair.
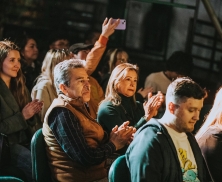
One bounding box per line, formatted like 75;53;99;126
16;33;40;92
0;40;42;181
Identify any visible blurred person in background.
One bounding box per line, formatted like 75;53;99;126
100;48;153;102
196;87;222;182
15;33;41;92
31;49;70;124
144;51;194;94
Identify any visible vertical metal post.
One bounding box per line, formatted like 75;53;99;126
186;0;200;54
201;0;222;41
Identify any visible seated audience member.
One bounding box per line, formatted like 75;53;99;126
0;40;43;181
126;77;208;182
97;63;164;154
69;18;119;77
42;59;135;182
144;51;193;94
69;42;104;116
99;48;152;101
84;29;103;82
196;87;222;182
48;32;70;50
69;18;120;118
85;29;100;45
31;49;70;124
100;48;129;92
32;17;119;122
15;33;41;92
69;43;93;60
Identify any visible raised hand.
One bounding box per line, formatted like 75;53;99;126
143;91;164;121
22;99;43;120
101;17;120;38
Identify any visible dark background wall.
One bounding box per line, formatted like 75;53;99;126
1;0;222;104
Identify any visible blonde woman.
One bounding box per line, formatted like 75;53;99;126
97;63;164;154
196;87;222;182
32;49;70;123
100;48;153;101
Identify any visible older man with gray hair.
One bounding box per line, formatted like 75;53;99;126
42;59;135;182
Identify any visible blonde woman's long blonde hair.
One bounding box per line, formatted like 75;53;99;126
196;87;222;140
101;63;139;107
36;49;70;94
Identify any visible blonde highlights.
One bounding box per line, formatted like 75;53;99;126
36;49;70;95
196;87;222;140
102;63;139;106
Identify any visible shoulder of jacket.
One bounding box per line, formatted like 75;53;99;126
138;118;163;133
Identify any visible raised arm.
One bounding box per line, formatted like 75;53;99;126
85;18;120;75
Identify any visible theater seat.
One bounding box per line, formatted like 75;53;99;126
31;128;52;182
0;176;23;182
108;155;130;182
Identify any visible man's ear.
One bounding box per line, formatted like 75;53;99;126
59;84;68;95
168;102;176;114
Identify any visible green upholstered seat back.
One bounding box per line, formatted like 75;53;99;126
108;155;131;182
0;176;23;182
31;128;52;182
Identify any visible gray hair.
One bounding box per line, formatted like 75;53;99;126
54;58;84;94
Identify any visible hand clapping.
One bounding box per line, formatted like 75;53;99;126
143;91;165;121
22;99;43;120
109;121;136;151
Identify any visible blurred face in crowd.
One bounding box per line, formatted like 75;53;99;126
1;50;21;80
115;51;128;67
63;67;91;102
117;69;137;97
167;71;184;80
51;39;69;50
85;32;100;45
73;49;91;60
21;38;38;63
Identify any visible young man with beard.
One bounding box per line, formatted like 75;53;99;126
126;77;210;182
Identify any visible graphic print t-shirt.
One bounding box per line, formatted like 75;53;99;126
164;125;200;182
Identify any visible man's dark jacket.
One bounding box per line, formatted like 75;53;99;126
126;119;208;182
